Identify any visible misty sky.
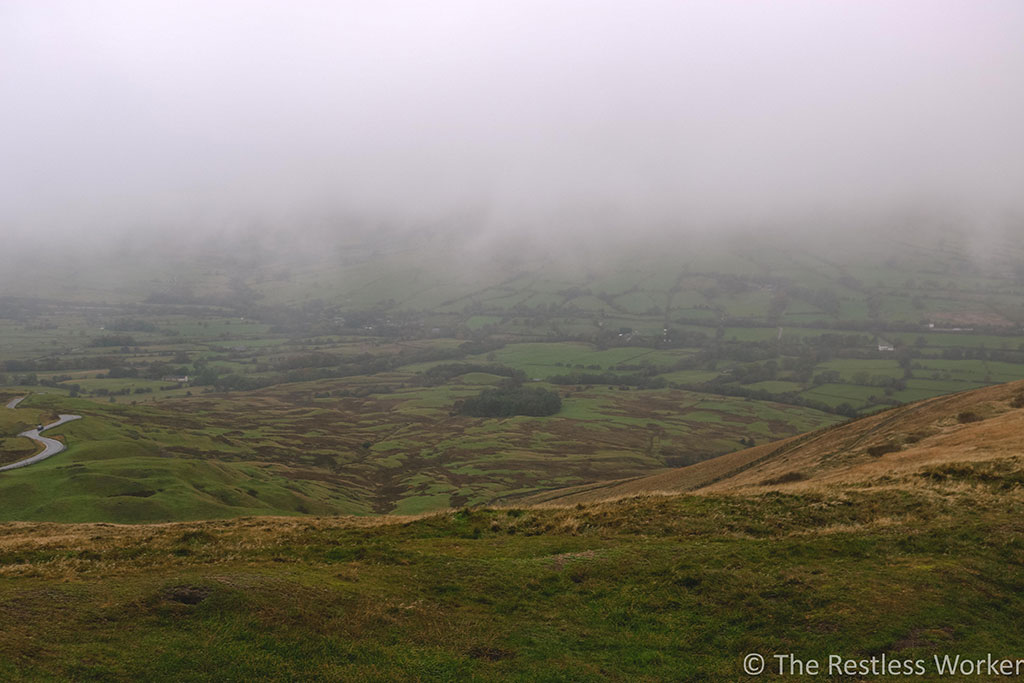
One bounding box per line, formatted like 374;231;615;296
2;1;1023;242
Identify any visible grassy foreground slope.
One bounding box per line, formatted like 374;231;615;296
523;378;1024;505
1;486;1023;681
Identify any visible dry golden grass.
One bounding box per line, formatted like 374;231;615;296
0;512;442;580
526;379;1024;504
520;435;805;505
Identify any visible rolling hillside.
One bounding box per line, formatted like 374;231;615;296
2;382;1024;679
524;379;1024;505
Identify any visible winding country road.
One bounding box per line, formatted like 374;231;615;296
1;397;82;472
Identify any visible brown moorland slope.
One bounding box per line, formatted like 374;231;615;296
522;379;1024;505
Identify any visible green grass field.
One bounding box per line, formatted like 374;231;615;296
0;487;1021;680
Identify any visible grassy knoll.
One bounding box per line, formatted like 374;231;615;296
0;487;1021;680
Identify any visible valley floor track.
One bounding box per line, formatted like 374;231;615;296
1;397;81;472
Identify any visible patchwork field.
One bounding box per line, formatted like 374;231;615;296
0;371;839;521
4;228;1024;522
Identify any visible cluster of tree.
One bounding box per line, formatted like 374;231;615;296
455;386;562;418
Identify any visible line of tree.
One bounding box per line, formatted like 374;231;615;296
90;334;138;347
189;340;511;393
672;381;860;418
417;363;525;386
548;371;667;389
